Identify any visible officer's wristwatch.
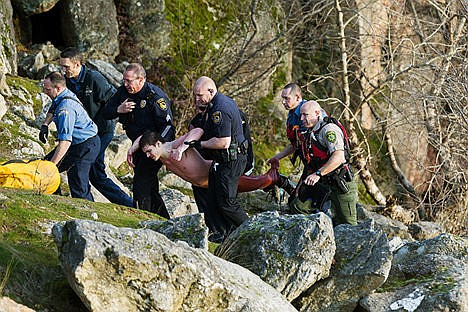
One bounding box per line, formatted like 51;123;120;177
315;170;322;177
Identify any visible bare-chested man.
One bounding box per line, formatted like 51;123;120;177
127;129;292;193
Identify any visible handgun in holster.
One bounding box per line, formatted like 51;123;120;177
332;164;353;194
239;140;248;154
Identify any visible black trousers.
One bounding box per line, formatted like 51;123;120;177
192;185;209;213
206;154;248;238
132;149;169;218
45;135;100;201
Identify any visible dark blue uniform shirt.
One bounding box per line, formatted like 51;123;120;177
203;92;245;145
103;82;175;142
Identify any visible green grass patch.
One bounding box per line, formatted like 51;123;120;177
376;274;434;293
5;75;43;115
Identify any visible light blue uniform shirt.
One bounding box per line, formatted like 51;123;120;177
53;89;98;145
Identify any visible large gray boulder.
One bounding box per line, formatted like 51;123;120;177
140;213;208;249
295;219;393;312
60;0;119;60
216;211;335;301
114;0;171;63
53;219;297;312
105;133;132;169
358;205;413;240
408;221;445;240
160;188;198;218
86;59;123;88
17;43;61;79
0;0;17;75
360;234;467;312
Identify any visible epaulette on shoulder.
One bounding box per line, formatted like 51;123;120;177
147;88;157;101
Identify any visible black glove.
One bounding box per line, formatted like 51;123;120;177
184;140;201;150
39;125;49;143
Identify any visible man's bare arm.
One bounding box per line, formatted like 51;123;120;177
267;144;295;168
50;140;71;165
127;135;142;168
172;127;204;148
43;112;53;126
170;128;204;161
303;149;346;186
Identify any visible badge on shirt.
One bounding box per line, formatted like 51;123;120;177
212;111;222;124
140;100;146;108
157;98;167;110
326;131;337;143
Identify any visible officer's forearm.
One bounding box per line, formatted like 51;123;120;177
50;140;71;164
201;136;231;149
175;127;204;148
275;144;295;160
43;113;54;126
319;150;346;175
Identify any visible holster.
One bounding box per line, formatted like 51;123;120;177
331;164;353;194
211;143;238;162
239;140;248;154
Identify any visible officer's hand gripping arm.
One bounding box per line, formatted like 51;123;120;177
184;140;202;150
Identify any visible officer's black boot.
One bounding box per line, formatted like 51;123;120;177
135;198;153;213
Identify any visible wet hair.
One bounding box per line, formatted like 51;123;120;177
283;83;302;97
139;130;167;149
126;63;146;79
60;47;83;64
44;71;66;88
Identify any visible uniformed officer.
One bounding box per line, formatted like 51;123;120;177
188;101;255;214
295;100;357;225
42;71;100;201
40;47;133;207
103;63;175;218
190;76;249;242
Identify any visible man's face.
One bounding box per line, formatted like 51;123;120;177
300;105;320;128
123;70;145;94
60;58;81;79
193;85;213;107
42;79;59;99
142;144;161;161
281;87;301;111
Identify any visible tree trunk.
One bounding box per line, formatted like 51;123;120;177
335;0;387;205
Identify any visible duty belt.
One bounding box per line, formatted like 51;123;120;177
210;140;247;163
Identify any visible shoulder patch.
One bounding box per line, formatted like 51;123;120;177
325;131;337;143
57;108;69;117
212;111;222;124
157;98;167;110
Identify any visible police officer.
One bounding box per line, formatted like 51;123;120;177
103;63;175;218
295;100;357;225
42;71;100;201
39;47;133;207
190;76;249;242
189;101;255;213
